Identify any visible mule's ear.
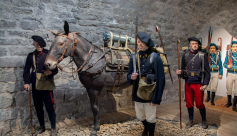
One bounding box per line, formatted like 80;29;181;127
47;28;58;35
64;21;69;36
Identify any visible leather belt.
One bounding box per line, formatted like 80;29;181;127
188;72;200;77
228;69;237;72
211;69;219;72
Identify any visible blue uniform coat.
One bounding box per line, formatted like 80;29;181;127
224;52;237;74
127;48;165;105
181;50;210;85
210;52;223;76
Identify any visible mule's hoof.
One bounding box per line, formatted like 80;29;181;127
90;130;97;136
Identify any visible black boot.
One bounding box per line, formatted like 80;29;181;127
141;120;148;136
233;96;237;112
199;107;208;129
225;95;232;107
34;126;45;136
205;91;210;102
211;92;215;106
148;122;156;136
186;107;194;129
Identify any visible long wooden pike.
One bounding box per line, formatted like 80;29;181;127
27;89;33;136
177;39;182;128
156;25;173;84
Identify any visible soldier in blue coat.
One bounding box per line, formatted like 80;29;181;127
205;43;223;106
23;36;58;135
127;32;165;136
223;41;237;112
176;37;210;129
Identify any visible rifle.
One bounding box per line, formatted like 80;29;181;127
177;39;182;128
199;38;202;45
132;16;138;102
206;27;212;65
155;25;173;84
218;38;222;51
228;37;234;68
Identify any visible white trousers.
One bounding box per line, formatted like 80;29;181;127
135;102;157;123
206;72;219;92
226;73;237;96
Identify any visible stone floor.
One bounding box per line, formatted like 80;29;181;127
7;117;218;136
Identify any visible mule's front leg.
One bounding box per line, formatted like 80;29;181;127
88;88;100;136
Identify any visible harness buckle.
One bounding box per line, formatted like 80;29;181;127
88;63;93;68
191;72;195;76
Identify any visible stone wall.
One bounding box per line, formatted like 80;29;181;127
0;0;237;133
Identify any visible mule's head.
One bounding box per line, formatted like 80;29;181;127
45;21;73;70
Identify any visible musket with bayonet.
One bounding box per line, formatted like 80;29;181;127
132;16;138;101
156;25;173;84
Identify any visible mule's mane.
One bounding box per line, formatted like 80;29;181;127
57;30;102;51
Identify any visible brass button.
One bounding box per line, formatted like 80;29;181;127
143;65;144;66
193;60;194;61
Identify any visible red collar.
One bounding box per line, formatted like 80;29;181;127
35;50;43;55
190;50;199;54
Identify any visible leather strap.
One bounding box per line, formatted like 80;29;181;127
58;46;68;63
71;33;78;56
117;34;121;48
120;62;124;85
114;59;120;87
82;49;110;72
185;52;199;70
59;44;93;73
33;52;36;72
55;32;94;74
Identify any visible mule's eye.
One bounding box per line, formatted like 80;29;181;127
58;42;65;47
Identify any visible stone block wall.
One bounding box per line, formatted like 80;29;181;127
1;0;237;133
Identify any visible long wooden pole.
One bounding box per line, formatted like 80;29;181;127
28;89;33;136
156;25;173;84
177;39;182;128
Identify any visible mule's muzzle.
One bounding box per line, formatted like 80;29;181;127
44;61;57;70
45;55;58;70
